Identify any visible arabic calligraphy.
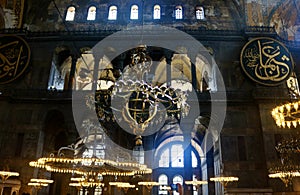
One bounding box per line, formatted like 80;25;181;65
0;35;30;84
240;38;293;86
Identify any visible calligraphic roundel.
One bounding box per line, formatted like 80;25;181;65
0;35;31;84
240;37;293;86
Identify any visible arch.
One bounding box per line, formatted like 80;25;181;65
130;5;139;20
153;4;161;19
172;175;183;195
43;110;66;154
74;48;116;90
108;5;118;20
152;117;206;195
65;6;76;21
195;53;215;91
48;46;72;90
152;51;215;92
87;6;97;21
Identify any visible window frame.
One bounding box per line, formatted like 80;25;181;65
65;6;76;21
130;4;139;20
175;5;183;20
158;174;168;195
153;4;161;20
108;5;118;20
87;5;97;21
195;6;205;20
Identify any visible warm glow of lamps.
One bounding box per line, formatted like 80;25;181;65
210;176;238;188
28;178;53;190
271;100;300;128
138;181;159;190
269;171;300;187
30;178;53;183
29;156;152;177
185;180;208;185
0;171;19;181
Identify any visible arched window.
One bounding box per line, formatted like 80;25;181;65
196;6;205;20
157;144;185;168
48;47;72;91
130;5;139;20
65;6;76;21
171;144;184;167
173;175;183;195
153;4;161;19
87;6;96;20
159;148;169;167
158;174;168;195
192;151;198;168
108;5;117;20
175;5;183;19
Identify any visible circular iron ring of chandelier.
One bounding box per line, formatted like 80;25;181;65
29;156;152;177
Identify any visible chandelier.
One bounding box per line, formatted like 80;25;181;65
69;177;104;188
109;182;136;193
269;165;300;187
275;138;300;153
271;101;300;128
185;180;208;188
95;45;190;136
269;137;300;187
271;73;300;128
210;176;239;188
0;171;19;181
29;155;152;177
29;120;152;192
28;178;54;189
138;181;159;190
185;180;208;185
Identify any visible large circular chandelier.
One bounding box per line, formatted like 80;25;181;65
271;73;300;128
29;119;152;188
95;45;190;136
29;156;152;177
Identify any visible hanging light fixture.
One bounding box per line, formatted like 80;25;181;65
0;171;19;181
210;176;239;188
95;45;190;136
29;119;152;190
28;178;53;190
269;137;300;187
271;72;300;128
271;101;300;128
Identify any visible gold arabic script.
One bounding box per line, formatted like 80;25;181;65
0;40;28;82
244;40;291;82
